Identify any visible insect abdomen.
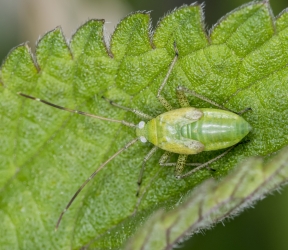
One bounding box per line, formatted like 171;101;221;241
181;108;252;151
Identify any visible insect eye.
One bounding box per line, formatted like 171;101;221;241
140;136;147;143
138;121;145;129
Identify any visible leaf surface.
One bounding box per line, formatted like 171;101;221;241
0;2;288;249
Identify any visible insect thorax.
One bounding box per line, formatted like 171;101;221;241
136;108;205;154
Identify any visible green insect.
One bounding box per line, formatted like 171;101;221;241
18;45;252;229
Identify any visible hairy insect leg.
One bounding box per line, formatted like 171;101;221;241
176;87;190;108
157;43;179;111
176;145;237;179
159;152;201;167
175;154;188;176
102;96;153;120
159;151;172;165
176;86;238;113
136;146;158;196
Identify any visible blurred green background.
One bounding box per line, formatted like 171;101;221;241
1;0;288;249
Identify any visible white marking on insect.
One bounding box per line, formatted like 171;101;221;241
138;121;145;129
140;136;147;143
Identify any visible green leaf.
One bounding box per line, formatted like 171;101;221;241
124;146;288;249
0;2;288;249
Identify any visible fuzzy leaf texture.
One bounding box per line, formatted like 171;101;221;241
124;147;288;249
0;1;288;249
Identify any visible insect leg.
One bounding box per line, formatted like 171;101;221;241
160;162;201;167
176;86;238;113
175;154;188;176
157;43;179;111
176;86;190;108
159;152;200;167
176;145;237;179
159;151;172;165
136;146;158;196
237;107;252;115
102;96;153;120
55;137;139;230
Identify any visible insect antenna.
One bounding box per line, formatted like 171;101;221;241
17;92;136;128
17;92;140;229
55;137;139;230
